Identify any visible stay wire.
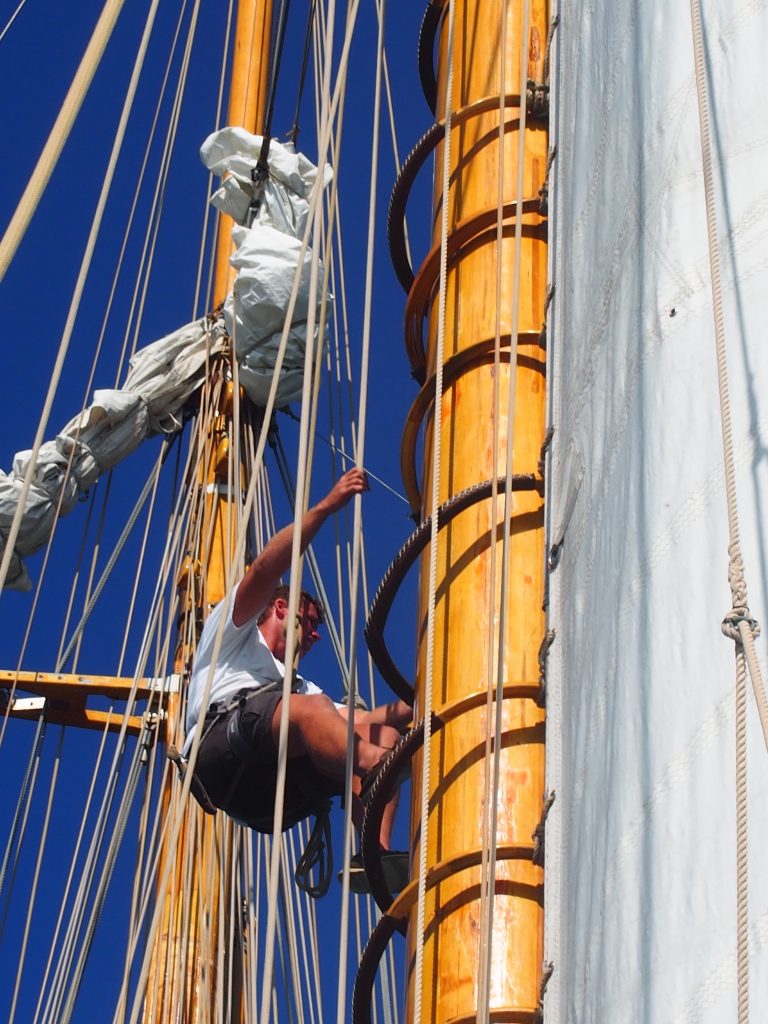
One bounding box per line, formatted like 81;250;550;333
289;0;317;145
415;3;455;1022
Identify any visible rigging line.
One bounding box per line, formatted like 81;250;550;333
689;0;768;750
115;454;166;675
280;409;409;505
263;0;291;143
193;0;235;318
43;730;141;1024
31;720;112;1024
57;447;167;671
689;5;767;1021
128;8;361;1015
262;0;365;1016
336;3;387;1017
91;0;195;399
0;0;28;43
59;727;154;1024
8;727;65;1024
271;427;352;690
377;0;413;271
481;1;530;1016
0;0;127;281
117;723;164;1023
414;3;455;1022
478;0;510;1011
289;0;317;145
0;716;45;930
124;0;203;370
0;0;162;597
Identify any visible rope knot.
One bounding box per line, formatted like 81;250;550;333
721;607;761;643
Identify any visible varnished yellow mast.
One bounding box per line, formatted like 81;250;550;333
407;1;548;1020
143;3;273;1019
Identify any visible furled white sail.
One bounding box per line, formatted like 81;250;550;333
0;134;332;590
546;1;768;1019
200;128;333;407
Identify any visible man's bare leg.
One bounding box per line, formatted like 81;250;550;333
271;693;390;782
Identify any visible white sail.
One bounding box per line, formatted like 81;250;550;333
547;1;768;1018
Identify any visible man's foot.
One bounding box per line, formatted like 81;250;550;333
338;851;410;894
359;755;410;806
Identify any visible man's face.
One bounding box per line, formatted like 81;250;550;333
297;600;322;658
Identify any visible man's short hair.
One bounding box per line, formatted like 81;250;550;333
257;584;326;626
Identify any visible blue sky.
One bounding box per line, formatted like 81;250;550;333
0;1;432;1018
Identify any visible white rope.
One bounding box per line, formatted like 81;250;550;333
0;0;29;43
414;3;455;1022
0;0;128;281
477;0;513;1016
0;0;161;596
689;3;768;1020
8;728;65;1024
688;1;768;749
335;1;386;1018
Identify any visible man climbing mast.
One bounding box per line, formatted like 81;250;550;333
182;467;411;889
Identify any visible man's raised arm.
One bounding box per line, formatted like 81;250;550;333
233;468;368;627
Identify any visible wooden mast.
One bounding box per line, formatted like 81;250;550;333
407;1;548;1020
143;3;273;1019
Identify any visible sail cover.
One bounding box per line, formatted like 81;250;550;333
0;133;332;590
546;1;768;1019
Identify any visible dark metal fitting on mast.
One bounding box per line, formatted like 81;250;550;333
531;790;556;867
526;80;550;119
140;711;161;762
539;283;556;351
534;961;556;1024
536;629;556;707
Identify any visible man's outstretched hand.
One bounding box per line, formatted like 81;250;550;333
321;467;369;514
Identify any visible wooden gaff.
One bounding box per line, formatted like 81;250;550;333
406;1;548;1020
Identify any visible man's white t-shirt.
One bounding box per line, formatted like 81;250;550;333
182;583;323;758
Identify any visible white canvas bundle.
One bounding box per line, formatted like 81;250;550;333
200;127;333;408
0;316;225;591
0;131;333;589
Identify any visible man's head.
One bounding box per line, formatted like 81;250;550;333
258;584;325;661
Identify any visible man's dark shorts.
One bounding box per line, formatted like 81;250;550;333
195;689;342;832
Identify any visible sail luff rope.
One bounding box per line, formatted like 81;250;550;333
8;728;65;1024
334;1;386;1018
0;0;128;282
688;2;768;1020
688;0;768;748
477;0;511;1015
414;3;455;1022
0;0;161;596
